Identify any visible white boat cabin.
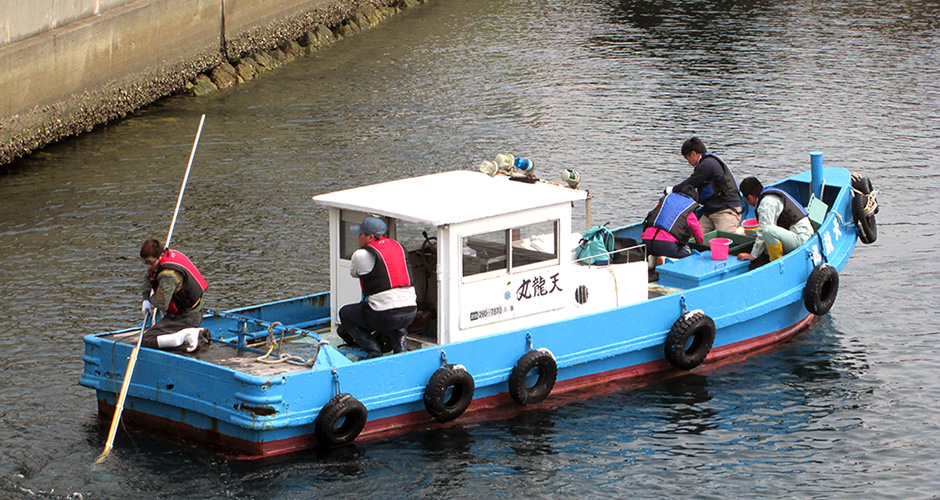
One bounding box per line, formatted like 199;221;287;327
312;170;649;347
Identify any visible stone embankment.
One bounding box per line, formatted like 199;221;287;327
187;3;409;97
0;0;429;168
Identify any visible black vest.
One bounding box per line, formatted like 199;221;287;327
759;187;809;228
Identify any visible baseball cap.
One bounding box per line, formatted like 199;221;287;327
351;217;387;237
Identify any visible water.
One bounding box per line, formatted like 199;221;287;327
1;0;938;497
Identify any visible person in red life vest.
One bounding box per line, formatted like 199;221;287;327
337;217;417;359
139;238;210;352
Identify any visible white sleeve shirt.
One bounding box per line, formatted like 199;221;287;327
349;248;417;311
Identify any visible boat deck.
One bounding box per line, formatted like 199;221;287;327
104;280;684;377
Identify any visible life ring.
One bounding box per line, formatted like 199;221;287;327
314;393;368;447
804;263;839;315
424;364;475;422
508;349;558;406
664;310;716;370
852;192;878;244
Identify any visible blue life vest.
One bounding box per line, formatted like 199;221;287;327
645;192;698;242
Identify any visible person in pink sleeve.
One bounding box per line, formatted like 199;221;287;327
641;185;704;259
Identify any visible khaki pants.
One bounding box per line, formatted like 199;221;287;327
699;207;741;233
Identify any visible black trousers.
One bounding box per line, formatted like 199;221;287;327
338;301;416;359
141;308;203;348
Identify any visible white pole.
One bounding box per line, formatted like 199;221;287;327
165;114;206;249
96;114;206;463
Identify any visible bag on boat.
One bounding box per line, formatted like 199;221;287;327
576;226;615;265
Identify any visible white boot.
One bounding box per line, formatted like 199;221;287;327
156;327;205;352
156;330;189;349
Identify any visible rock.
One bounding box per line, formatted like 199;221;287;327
334;20;359;39
210;64;238;89
270;48;288;64
191;74;218;96
282;40;302;59
299;30;318;49
254;51;278;71
220;62;243;82
353;12;371;29
235;58;258;80
316;24;335;44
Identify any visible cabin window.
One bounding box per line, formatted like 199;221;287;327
462;229;508;277
339;211;393;260
512;220;559;269
462;220;560;279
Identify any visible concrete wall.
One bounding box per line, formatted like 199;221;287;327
1;1;138;46
0;0;398;166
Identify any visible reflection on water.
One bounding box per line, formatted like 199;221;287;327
1;0;939;497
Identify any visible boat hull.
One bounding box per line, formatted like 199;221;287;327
81;167;861;458
93;312;815;459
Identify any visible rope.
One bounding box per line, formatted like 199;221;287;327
252;321;331;368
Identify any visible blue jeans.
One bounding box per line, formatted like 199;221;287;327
338;301;416;358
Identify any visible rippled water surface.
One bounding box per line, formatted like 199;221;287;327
1;0;938;498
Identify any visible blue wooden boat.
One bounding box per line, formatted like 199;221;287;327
79;153;878;458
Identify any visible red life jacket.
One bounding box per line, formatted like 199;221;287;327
359;238;412;296
149;249;208;314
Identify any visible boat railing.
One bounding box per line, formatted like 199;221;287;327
205;308;327;346
573;243;647;265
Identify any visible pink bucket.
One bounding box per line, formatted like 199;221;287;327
742;218;759;236
710;237;732;260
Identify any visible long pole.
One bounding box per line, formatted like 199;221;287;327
96;310;155;463
96;114;206;463
166;114;206;249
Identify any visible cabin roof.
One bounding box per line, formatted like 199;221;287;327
312;170;587;226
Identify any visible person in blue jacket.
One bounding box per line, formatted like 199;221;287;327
671;137;741;233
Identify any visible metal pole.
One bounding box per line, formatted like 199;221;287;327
810;151;823;200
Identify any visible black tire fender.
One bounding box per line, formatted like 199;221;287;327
852;192;878;244
851;174;873;195
314;393;368;447
424;364;475;423
508;349;558;406
664;310;716;370
804;263;839;316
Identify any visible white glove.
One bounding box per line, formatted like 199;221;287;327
141;299;154;314
664;186;673;195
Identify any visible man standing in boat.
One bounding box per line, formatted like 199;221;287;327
139;238;210;352
670;137;742;233
338;217;417;359
736;177;814;262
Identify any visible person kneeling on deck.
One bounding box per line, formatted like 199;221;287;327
736;177;814;263
139;238;210;352
642;185;705;260
338;217;417;359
